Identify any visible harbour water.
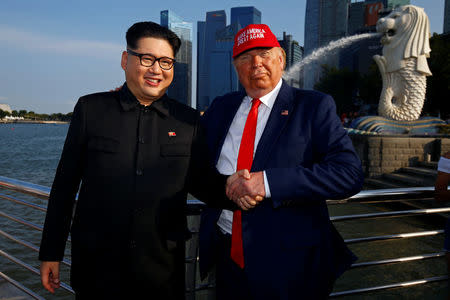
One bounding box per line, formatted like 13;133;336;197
0;123;448;299
0;123;73;299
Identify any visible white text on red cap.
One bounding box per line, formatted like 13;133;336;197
236;28;267;47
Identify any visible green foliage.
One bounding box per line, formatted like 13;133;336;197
314;65;360;115
359;62;382;106
438;124;450;134
0;108;72;121
0;109;10;119
424;33;450;119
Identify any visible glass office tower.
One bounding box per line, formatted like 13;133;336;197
303;0;350;89
160;10;193;106
196;7;261;112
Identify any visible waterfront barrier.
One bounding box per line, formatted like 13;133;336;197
0;175;448;299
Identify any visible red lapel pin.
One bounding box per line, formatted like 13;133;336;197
281;110;289;116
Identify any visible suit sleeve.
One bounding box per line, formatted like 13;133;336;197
186;115;236;210
39;98;88;261
266;95;364;208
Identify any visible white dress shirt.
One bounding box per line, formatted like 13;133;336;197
216;79;282;234
438;157;450;173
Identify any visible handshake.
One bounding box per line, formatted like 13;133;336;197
226;170;265;211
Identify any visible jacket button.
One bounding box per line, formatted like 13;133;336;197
136;169;143;176
139;137;145;144
130;240;137;248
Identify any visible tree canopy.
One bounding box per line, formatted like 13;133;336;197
424;33;450;119
0;109;72;121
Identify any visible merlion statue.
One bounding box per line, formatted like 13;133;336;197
373;5;431;121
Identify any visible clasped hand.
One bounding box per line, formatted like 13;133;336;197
226;170;265;210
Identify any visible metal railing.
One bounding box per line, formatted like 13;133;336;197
0;175;448;299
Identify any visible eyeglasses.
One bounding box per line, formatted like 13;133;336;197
127;49;176;70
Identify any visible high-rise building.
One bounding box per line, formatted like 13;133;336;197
348;0;387;34
160;10;193;106
278;32;303;88
231;7;261;27
383;0;409;10
348;1;366;35
344;0;384;76
344;0;411;76
196;7;261;112
303;0;350;89
445;0;450;33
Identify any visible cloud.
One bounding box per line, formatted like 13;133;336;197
0;96;7;101
0;26;123;60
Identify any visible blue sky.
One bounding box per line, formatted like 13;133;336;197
0;0;444;113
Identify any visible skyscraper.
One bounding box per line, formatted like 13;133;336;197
383;0;410;10
303;0;350;89
196;7;261;112
343;0;411;76
160;10;193;106
231;7;261;28
278;32;303;88
445;0;450;33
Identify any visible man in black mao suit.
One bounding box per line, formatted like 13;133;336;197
39;21;232;299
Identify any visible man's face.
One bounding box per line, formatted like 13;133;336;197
121;37;174;103
233;47;284;99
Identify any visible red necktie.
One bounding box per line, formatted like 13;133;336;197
231;98;261;269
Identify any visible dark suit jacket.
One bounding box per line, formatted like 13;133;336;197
39;84;230;298
199;81;363;299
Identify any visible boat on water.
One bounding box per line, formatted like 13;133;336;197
0;175;448;299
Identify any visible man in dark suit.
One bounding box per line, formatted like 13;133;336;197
199;24;364;299
39;21;232;299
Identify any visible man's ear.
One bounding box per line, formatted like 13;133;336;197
121;51;128;71
278;48;286;70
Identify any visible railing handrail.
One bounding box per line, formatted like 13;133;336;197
1;175;448;298
0;249;75;294
329;275;449;297
0;271;46;300
0;175;438;205
0;176;50;199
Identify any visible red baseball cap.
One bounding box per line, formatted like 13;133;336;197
233;24;281;58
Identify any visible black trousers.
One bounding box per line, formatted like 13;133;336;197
214;227;334;300
215;228;253;300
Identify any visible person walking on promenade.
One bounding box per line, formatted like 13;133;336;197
435;151;450;295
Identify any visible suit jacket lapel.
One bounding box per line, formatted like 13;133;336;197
213;92;246;165
252;81;295;171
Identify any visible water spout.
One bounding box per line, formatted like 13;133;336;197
283;33;381;81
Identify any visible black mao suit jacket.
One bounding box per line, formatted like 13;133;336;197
39;84;230;299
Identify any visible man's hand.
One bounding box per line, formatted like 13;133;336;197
40;261;61;293
226;170;265;210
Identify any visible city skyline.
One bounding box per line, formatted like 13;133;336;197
0;0;443;113
197;7;261;111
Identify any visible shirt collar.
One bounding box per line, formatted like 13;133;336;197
244;78;283;109
119;82;169;117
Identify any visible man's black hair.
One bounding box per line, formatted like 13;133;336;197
126;21;181;56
